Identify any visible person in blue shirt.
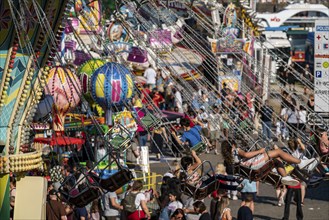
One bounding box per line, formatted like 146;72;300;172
171;118;203;148
240;179;258;213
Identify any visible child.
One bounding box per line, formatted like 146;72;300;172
237;194;253;220
90;199;100;220
210;165;227;220
240;179;257;213
218;196;232;220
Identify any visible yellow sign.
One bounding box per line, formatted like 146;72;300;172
222;77;240;92
113;111;137;133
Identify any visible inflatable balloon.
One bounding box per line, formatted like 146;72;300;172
90;62;134;124
45;66;82;133
78;59;106;102
78;59;106;117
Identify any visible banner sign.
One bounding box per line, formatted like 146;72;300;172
314;20;329;112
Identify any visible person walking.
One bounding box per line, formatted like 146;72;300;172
240;180;257;213
282;181;303;220
122;180;151;220
102;191;123;220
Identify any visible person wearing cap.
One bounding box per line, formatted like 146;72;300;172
46;189;67;220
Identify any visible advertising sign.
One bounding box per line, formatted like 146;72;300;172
314;20;329;112
209;34;245;53
220;76;240;92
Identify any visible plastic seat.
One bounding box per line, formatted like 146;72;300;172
110;135;131;151
234;160;282;187
61;185;101;208
181;176;220;200
180;161;219;200
91;168;133;192
141;113;161;129
190;142;207;155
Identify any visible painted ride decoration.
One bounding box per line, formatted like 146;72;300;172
90;62;134;125
44;66;82;133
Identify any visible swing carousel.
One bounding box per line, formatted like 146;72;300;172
0;0;328;219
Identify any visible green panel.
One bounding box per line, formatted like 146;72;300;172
0;175;10;220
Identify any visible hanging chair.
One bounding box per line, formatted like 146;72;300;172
190;141;207;155
140;112;162;129
181;175;220;200
59;170;101;208
90;154;134;192
180;161;220;200
61;185;101;208
108;124;132;151
232;140;283;187
234;160;282;187
109;134;131;151
98;168;133;192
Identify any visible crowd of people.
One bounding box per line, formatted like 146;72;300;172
8;62;329;220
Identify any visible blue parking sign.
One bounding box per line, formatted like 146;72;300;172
316;71;322;78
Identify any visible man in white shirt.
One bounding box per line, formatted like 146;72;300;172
173;88;184;113
143;66;157;89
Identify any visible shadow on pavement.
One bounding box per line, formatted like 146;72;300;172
253;214;282;220
306;181;329;202
254;195;278;206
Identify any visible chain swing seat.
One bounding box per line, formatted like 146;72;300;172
281;146;325;185
140;112;162;130
108;124;132;151
89;155;134;192
59;171;101;208
110;134;131;151
234;141;282;187
181;161;220;200
190;141;207;155
234;160;282;187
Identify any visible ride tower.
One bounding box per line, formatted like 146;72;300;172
0;0;71;218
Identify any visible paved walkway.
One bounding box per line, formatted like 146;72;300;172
150;152;329;220
148;81;328;219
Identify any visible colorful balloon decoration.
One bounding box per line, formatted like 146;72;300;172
79;59;106;102
78;59;106;116
45;66;82;133
90;63;134;125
